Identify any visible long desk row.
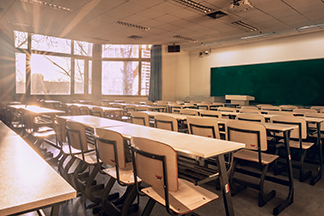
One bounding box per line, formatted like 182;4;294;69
0;121;76;215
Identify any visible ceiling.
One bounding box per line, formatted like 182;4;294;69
1;0;324;51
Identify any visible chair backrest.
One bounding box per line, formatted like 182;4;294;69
154;114;178;132
169;104;183;113
239;108;260;114
304;112;324;131
200;110;222;118
271;115;307;139
79;106;91;115
180;109;199;116
211;102;224;107
256;104;272;108
279;105;298;111
66;121;89;159
70;105;80;115
310;106;324;111
136;106;149;111
55;117;67;144
131;111;150;126
236;113;265;123
267;111;294;116
176;100;185;105
261;106;281;111
225;119;268;151
95;128;126;170
92;107;104;117
240;106;258;110
218;107;236;112
131;137;178;192
293;108;317;116
125;105;137;112
196;103;209;110
187;116;220;139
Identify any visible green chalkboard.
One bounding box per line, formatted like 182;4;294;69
210;58;324;106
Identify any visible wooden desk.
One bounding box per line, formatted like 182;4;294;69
98;124;244;216
140;111;187;121
65;103;124;118
58;115;131;128
0;121;76;215
20;105;65;115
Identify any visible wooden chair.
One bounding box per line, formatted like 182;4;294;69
261;106;282;112
256;104;273;109
94;128;141;215
176;100;185;105
154;115;178;132
267;111;294;116
226;120;279;207
279;105;298;111
271;116;315;182
130;137;219;215
79;106;91;115
180;109;199;116
210;102;224;110
168;103;183;113
135;106;149;111
92;107;104;117
200;110;222;118
305;112;324;135
187;116;220;139
218;107;236;112
310;106;324;112
131;111;150;126
70;105;80;115
196;103;210;110
66;121;103;206
236;113;265;123
239;108;260;114
293;108;317;116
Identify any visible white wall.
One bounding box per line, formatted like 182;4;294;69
189;30;324;97
161;45;190;101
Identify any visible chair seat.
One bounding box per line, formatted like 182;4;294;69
141;178;219;215
103;162;141;185
283;140;314;150
74;150;99;165
234;149;279;165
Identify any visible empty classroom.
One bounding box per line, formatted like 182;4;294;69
1;1;324;216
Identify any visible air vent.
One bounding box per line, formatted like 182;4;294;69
207;11;227;19
128;35;143;40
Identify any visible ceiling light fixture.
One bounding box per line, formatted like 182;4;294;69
20;0;72;12
116;21;150;31
294;23;324;31
241;32;274;39
173;0;214;14
173;35;198;43
232;20;258;31
6;21;43;29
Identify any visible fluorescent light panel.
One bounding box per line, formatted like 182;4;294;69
294;23;324;31
241;32;274;39
20;0;72;12
173;0;214;13
116;21;150;31
232;20;258;31
173;35;198;43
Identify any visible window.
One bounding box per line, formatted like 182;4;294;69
30;54;71;95
102;61;139;95
31;34;71;54
102;44;151;96
14;31;28;49
75;59;85;94
102;44;139;58
88;60;92;94
74;40;93;56
15;53;26;94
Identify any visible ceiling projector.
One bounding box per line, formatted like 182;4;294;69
230;0;253;11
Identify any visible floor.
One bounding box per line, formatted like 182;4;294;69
22;137;324;216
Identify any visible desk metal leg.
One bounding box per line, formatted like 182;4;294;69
310;122;323;185
217;154;235;216
50;203;60;216
273;130;294;215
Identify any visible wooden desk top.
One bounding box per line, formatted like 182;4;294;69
140;111;187;121
65;103;123;112
58;115;130;128
44;100;61;104
0;122;76;215
21;106;65;115
99;124;244;159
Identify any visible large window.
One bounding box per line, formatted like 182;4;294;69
102;44;151;96
15;53;26;94
30;54;71;95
